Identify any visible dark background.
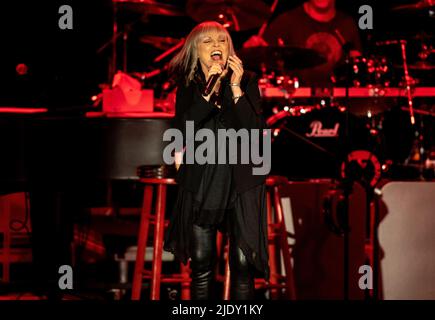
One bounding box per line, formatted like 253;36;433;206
0;0;433;109
0;0;433;299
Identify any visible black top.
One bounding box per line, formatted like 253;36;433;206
172;69;268;193
165;69;270;277
263;4;362;86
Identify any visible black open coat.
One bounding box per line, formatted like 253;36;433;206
172;70;268;193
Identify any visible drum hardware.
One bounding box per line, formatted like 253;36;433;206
343;149;383;300
341;150;382;189
396;41;429;172
275;75;300;94
334;53;396;89
248;45;327;100
392;0;435;11
257;0;280;38
259;73;301;99
372;38;434;173
401;106;435;117
271;116;337;160
418;42;435;61
337;39;356;300
139;35;181;51
261;86;435;99
112;0;185;16
98;1;185;82
396;62;435;71
394;43;435;71
238;46;327;73
153;39;186;63
186;0;271;31
130;64;169;81
324;36;389;299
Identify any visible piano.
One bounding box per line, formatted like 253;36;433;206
0;109;174;296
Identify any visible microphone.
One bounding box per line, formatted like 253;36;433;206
203;73;220;96
203;61;227;96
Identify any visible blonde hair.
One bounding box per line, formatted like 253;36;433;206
169;21;236;86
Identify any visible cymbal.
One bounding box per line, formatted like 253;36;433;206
113;0;185;16
392;0;435;11
237;46;327;71
139;35;180;50
186;0;270;31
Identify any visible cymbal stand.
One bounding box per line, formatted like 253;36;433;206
257;0;279;38
399;40;416;125
225;7;240;31
153;39;185;63
111;2;119;81
96;2;133;82
399;40;427;175
95;2;121;83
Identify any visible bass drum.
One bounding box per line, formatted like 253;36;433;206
268;106;381;180
380;106;415;164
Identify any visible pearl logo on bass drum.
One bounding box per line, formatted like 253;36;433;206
306;121;340;138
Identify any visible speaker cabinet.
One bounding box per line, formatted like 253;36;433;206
379;181;435;299
279;180;367;299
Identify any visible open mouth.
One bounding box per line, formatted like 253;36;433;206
210;50;223;61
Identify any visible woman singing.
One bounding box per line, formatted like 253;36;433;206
164;21;269;300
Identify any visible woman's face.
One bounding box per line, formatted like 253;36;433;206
197;31;229;71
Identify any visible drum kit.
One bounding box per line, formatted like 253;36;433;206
103;0;435;182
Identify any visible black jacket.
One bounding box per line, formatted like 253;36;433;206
173;70;267;193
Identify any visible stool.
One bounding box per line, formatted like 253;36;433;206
222;176;297;300
131;177;190;300
0;193;32;284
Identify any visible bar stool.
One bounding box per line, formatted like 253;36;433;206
0;193;32;283
131;166;190;300
222;176;297;300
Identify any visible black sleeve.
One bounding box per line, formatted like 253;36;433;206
221;72;266;130
173;83;216;134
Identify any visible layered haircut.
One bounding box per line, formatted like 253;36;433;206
169;21;236;86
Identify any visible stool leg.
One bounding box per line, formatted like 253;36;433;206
119;260;128;299
2;198;11;283
150;184;166;300
267;188;280;299
216;231;223;268
215;231;224;285
223;243;231;300
273;185;297;300
132;184;153;300
180;262;191;300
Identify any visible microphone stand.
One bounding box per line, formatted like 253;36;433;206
399;40;425;178
339;43;382;301
339;40;353;301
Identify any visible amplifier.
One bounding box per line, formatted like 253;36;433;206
378;181;435;299
278;180;367;300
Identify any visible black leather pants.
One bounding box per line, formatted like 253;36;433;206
190;224;255;300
